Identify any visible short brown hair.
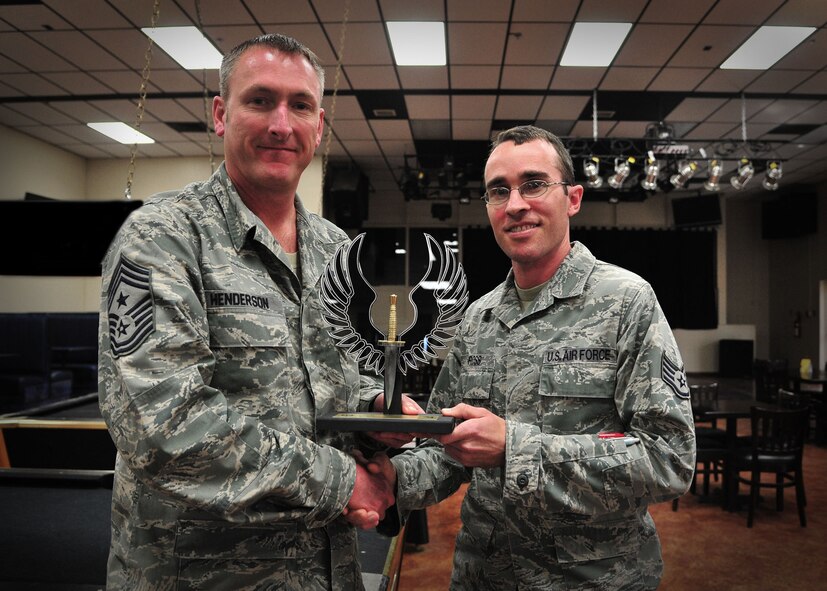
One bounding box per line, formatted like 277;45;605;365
490;125;575;185
219;33;325;100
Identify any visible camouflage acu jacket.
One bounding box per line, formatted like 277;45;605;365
98;163;382;591
392;242;696;591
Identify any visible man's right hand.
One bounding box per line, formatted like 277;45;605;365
343;456;396;529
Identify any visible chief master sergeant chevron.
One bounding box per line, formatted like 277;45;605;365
97;33;412;590
373;125;696;590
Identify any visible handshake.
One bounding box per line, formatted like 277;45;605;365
341;393;508;530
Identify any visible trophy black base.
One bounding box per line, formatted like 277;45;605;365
316;412;455;434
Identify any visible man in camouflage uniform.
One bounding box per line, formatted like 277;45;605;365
98;34;403;590
381;126;696;590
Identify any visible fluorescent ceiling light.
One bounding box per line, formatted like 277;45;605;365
720;26;815;70
88;122;155;144
387;21;446;66
142;26;223;69
560;22;632;67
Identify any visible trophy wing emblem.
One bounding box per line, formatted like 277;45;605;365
398;234;468;373
320;233;385;375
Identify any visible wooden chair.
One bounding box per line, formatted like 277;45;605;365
752;359;789;404
672;383;727;510
733;406;809;527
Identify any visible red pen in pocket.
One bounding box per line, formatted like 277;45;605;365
598;432;640;446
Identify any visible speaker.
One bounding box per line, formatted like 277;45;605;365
718;339;753;377
324;168;368;229
761;191;816;239
672;194;722;228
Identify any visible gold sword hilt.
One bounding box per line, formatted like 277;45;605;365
379;294;404;345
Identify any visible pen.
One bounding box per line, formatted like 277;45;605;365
598;432;640;446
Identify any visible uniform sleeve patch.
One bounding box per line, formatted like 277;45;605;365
107;255;155;358
661;351;690;399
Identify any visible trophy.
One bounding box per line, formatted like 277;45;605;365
316;232;468;434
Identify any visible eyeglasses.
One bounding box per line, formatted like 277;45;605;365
481;179;569;206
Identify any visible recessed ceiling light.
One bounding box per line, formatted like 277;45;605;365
387;21;446;66
560;22;632;67
88;122;155;144
720;26;815;70
141;26;223;70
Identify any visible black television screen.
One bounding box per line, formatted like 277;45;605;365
672;194;722;228
0;199;143;276
761;192;817;239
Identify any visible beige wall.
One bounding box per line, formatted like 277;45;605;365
0;125;323;313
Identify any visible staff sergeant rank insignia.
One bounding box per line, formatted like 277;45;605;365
661;351;690;398
107;255;155;358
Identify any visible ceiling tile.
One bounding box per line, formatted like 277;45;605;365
666;97;728;121
0;54;25;74
30;31;126;70
787;101;827;125
315;0;381;22
695;69;762;93
706;98;775;123
0;4;73;30
773;30;827;70
615;25;694;67
536;95;591;120
503;23;567;66
331;118;374;140
44;72;114;95
2;73;68;97
577;0;648;21
449;23;507;65
0;104;38;126
369;119;413;141
703;0;784;25
0;32;75;71
550;68;606;90
4;102;77;125
86;29;181;70
322;95;365;120
16;124;77;145
500;66;553;90
109;0;192;27
405;95;450;119
608;121;651;138
750;99;819;123
512;0;579;22
344;66;399;90
60;143;114;159
568;120;615;138
684;122;739;140
398;67;449;90
452;119;492;140
790;71;827;94
746;70;815;94
647;68;711;91
244;0;317;23
322;66;352;91
766;0;827;26
377;139;415;157
600;67;659;91
667;25;754;68
42;0;132;28
447;0;511;21
450;66;501;88
410;119;451;140
452;96;497;120
494;95;542;120
640;0;716;24
380;0;445;20
47;101;111;123
324;22;393;66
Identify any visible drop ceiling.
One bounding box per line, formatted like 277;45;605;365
1;0;826;201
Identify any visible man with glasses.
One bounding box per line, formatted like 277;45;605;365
370;125;696;590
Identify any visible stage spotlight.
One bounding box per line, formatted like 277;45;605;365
670;160;698;189
583;157;603;189
762;161;782;191
704;159;723;192
640;157;660;191
730;158;755;190
607;156;635;189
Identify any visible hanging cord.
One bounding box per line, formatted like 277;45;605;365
740;93;748;145
195;0;216;172
592;89;598;142
320;0;351;188
124;0;161;200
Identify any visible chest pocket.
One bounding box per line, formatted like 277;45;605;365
207;307;288;348
459;369;493;403
539;362;617;434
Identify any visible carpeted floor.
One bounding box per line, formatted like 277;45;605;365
397;376;827;590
